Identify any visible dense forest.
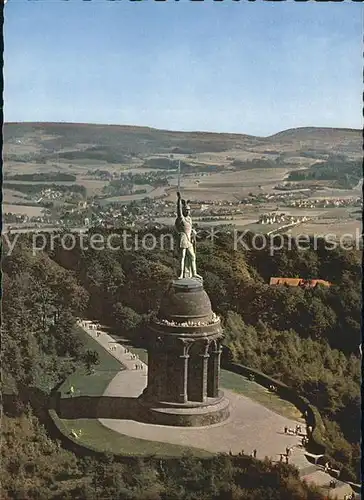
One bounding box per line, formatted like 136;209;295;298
1;228;361;498
288;157;362;188
57;146;129;164
4;173;77;182
230;158;282;169
3;182;86;197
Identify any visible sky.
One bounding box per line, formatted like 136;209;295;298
4;0;363;136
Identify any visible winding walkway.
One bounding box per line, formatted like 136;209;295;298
77;319;357;499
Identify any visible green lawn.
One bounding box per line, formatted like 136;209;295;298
220;370;303;421
56;327;211;458
55;328;302;458
60;418;211;458
74;325;124;371
59;325;123;399
60;369;123;398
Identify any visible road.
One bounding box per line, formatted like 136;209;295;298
2;225;88;235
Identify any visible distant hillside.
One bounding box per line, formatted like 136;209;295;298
3;122;261;158
288;157;362;188
268;126;360;140
3;122;362;165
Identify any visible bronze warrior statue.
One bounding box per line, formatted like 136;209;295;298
175;191;202;280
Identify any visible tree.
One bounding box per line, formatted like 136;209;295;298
112;303;142;333
82;350;100;374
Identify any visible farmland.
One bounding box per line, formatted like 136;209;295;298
3;123;362;236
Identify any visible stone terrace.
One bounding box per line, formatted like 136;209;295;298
78;319;358;500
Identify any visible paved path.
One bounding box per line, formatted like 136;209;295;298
103;380;306;460
78;319;357;499
78;320;148;397
301;470;357;499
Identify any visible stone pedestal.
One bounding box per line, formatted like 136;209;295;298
138;278;230;426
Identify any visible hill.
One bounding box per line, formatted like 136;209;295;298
4;122;362;166
3;122;261;159
268;126;360;142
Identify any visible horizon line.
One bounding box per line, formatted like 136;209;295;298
3;121;361;139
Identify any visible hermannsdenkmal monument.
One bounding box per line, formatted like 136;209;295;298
138;192;230;426
174;191;202;280
57;192;324;488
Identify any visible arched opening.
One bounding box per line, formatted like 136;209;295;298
207;340;220;398
158;348;171;401
187;341;207;402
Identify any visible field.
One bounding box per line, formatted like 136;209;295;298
164;168;293;202
3;188;30;203
3;123;362;225
155;204;361;237
3;203;45;217
102;186;166;204
308;185;362;200
287;219;361;239
5;177;109;193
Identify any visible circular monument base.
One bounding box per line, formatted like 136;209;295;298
138;392;230;427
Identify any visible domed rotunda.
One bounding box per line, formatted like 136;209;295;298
138;278;230;426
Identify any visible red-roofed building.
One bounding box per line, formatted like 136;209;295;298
269;277;331;288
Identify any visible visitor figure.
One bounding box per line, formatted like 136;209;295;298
253;449;257;458
175;191;202;280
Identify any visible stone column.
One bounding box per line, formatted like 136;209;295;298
178;353;189;403
200;353;210;402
